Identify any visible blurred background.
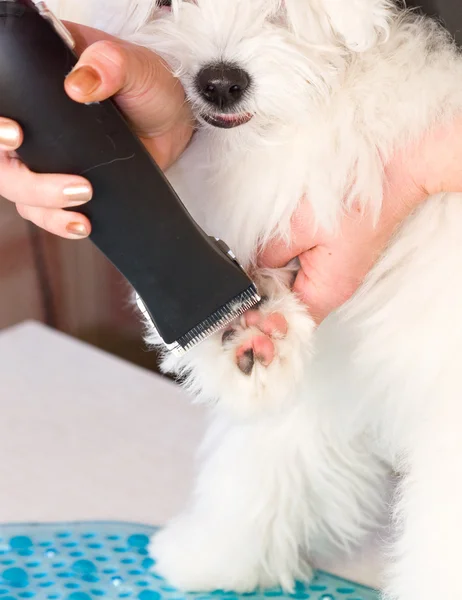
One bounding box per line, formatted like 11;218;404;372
0;199;159;372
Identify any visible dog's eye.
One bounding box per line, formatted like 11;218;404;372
158;0;172;6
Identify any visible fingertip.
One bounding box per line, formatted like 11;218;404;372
65;40;126;104
65;214;91;239
65;65;102;102
0;118;23;151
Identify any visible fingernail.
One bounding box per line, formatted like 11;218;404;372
66;66;101;96
63;183;93;205
66;222;89;238
0;121;20;149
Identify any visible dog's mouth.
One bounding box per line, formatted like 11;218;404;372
200;112;253;129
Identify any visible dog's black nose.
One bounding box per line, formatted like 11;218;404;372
197;64;250;110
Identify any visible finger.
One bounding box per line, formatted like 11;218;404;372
293;247;359;324
64;39;189;137
0;155;92;209
17;205;91;240
0;118;23;151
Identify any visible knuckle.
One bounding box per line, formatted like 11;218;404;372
88;39;128;71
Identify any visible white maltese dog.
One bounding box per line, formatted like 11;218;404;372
51;1;462;598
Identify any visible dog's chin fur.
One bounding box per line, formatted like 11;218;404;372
56;1;462;598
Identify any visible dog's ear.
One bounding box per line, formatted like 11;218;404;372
283;0;394;52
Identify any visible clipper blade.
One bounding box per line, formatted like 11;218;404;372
136;285;261;357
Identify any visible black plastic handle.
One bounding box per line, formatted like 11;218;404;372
0;2;253;344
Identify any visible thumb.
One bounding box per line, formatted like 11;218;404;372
64;25;190;138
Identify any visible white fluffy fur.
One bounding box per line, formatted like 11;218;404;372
54;1;462;598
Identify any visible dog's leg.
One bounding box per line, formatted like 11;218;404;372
150;403;387;593
384;398;462;600
150;405;318;592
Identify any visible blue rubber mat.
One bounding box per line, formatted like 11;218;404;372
0;522;378;600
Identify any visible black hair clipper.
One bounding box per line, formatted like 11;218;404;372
0;0;261;355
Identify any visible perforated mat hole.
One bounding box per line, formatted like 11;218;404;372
138;592;161;600
56;533;71;539
121;559;135;565
336;589;355;595
81;534;96;540
264;591;283;597
63;543;78;549
2;566;29;588
106;536;119;541
69;552;84;558
19;592;35;598
87;544;102;550
90;591;105;596
72;560;97;576
94;557;108;563
127;536;149;550
136;581;149;587
25;563;40;569
39;582;55;588
0;562;13;567
32;573;46;579
141;559;154;570
81;575;99;584
128;570;142;576
309;586;327;592
64;584;80;590
9;537;33;550
68;593;92;600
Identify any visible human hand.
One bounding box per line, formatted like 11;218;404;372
257;125;460;324
0;22;192;239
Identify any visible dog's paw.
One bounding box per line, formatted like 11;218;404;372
159;268;315;418
223;304;289;375
324;0;392;52
150;521;278;593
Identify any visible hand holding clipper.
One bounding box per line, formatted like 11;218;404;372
0;0;261;355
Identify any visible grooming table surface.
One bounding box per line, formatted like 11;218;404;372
0;322;384;593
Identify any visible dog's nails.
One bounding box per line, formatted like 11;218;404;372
256;353;272;367
237;349;255;375
222;328;237;344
